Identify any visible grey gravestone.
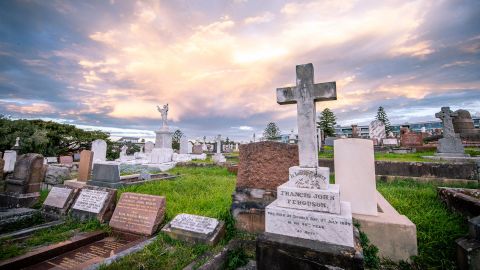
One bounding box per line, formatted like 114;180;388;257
70;186;116;223
0;153;44;208
435;107;468;157
43;185;78;215
162;213;225;245
87;163;122;188
324;137;337;147
144;141;155;153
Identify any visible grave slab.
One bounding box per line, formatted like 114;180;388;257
265;200;354;247
42;185;78;216
162;213;225;246
109;193;165;236
87;163;122;188
70;186;116;223
276;183;340;214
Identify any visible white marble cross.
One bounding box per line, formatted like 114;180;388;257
277;63;336;167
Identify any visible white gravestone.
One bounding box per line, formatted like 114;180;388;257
382;138;398;146
72;189;108;214
3;150;17;172
91;139;107;165
334;138;378;216
212;135;226;163
188;142;193;154
180;136;189;154
369;120;386;144
144;141;154;153
170;213;219;235
265;63;354;247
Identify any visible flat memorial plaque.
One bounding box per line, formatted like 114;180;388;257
170;213;219;235
109;193;165;236
43;186;73;209
72;189;108;214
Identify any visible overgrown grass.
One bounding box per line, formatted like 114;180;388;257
0;218;107;260
102;166;237;270
321;147;480;162
377;179;479;269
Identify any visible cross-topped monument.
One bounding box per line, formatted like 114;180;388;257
435;107;457;138
277;63;336;167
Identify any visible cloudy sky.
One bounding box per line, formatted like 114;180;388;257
1;0;479;141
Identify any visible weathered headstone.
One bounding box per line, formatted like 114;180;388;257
73;152;81;162
120;145;128;160
1;153;44;208
351;124;359;138
334;139;377;216
3;150;17;172
144;141;155;153
70;186;116;223
233;141;299;233
192;144;203;154
162;213;225;245
78;150;94;182
369;120;386;145
400;132;423;147
43;185;78;215
187;142;193;154
258;64;359;269
91;139;107;166
59;156;73;164
324;136;337;147
212;135;226;164
435;107;467;157
87;163;122;188
109;193;165;236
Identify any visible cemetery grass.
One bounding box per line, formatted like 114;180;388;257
377;179;479;269
102;166;237;270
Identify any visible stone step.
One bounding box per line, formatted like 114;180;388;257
265;200;354;247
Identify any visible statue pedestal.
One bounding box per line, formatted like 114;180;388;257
155;127;173;149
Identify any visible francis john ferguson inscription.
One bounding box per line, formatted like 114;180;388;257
109;192;166;236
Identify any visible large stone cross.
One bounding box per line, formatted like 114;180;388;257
435;107;457;138
276;63;336;167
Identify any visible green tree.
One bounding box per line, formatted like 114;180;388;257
375;106;392;134
263;122;281;140
172;129;183;150
0;115;114;158
317;108;337;137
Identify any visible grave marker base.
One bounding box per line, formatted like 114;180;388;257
256;232;364;270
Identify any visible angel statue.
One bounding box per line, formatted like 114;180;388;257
157;104;169;127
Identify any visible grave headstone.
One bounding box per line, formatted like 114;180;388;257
3;150;17;172
70;186;116;223
400;132;423;147
369;120;386;145
162;213;225;245
77;150;94;182
73;152;81;162
144;141;155;153
109;193;166;236
87;163;122;188
192;144;203;154
59;156;73;164
351;124;359;138
188;142;193;154
43;185;78;215
258;64;359;269
435;107;467;157
382;138;399;147
91;139;107;166
212;135;226;164
1;153;44;208
179;136;188;154
46;157;58;164
334;138;377;216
